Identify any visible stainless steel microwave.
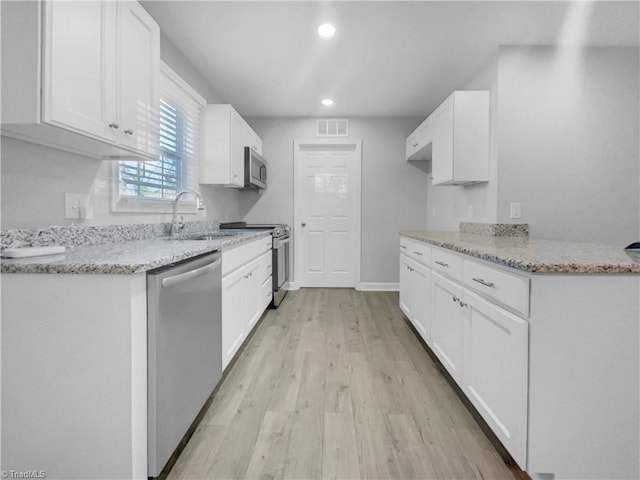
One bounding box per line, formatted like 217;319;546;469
244;147;267;189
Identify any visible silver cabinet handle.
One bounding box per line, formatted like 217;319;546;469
400;245;407;249
452;296;459;303
124;129;134;135
109;122;119;129
459;301;467;308
413;251;423;256
162;259;220;288
472;278;495;288
301;222;307;227
435;261;449;267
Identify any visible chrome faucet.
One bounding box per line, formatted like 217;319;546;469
171;189;205;237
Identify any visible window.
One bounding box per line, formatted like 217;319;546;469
113;61;206;212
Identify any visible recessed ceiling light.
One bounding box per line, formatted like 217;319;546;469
322;98;334;107
317;23;336;39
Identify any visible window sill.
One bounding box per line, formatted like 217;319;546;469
111;196;201;215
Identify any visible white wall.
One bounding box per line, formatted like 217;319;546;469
425;51;500;231
424;46;639;246
0;33;238;230
497;46;639;245
243;117;428;284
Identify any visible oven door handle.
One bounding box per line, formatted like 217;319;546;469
275;237;291;246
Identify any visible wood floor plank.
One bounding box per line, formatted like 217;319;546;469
243;410;295;480
167;425;227;480
349;352;398;480
323;411;361;480
283;409;323;480
385;413;438;479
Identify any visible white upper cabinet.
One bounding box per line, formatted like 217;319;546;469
200;104;262;187
42;1;117;143
116;1;160;157
1;0;159;160
431;91;490;186
405;116;432;161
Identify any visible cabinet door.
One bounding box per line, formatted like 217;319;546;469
245;258;263;330
117;1;160;156
431;272;465;382
411;261;431;344
43;1;117;142
463;290;528;468
229;110;246;187
405;131;419;159
431;94;455;185
399;254;413;320
222;267;246;370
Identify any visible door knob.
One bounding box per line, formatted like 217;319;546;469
301;222;307;227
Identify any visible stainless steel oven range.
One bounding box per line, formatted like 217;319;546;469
221;222;290;307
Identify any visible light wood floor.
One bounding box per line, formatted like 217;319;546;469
168;289;520;480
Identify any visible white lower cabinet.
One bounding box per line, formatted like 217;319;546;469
221;263;248;369
463;289;528;468
245;256;263;331
221;238;272;370
399;254;414;321
399;243;432;344
399;237;529;469
431;271;465;383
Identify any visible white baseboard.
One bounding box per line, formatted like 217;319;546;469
357;282;399;292
285;282;398;292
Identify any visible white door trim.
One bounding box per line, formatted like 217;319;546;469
293;138;362;288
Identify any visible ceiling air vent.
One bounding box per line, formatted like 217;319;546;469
317;119;348;137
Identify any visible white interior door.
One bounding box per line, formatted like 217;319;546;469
294;140;361;288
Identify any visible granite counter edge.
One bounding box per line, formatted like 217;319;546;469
399;232;640;274
0;231;271;275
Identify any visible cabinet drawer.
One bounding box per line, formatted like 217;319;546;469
222;236;272;276
400;237;431;266
261;275;273;307
259;250;272;284
431;247;462;281
463;260;530;317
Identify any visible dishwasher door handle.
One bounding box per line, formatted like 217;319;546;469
162;259;221;288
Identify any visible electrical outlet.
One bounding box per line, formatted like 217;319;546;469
510;202;521;219
65;193;93;220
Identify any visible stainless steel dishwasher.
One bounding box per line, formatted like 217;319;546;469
147;251;222;477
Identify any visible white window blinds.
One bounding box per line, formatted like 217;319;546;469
117;62;205;203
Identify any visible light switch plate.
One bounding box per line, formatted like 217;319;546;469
510;202;522;219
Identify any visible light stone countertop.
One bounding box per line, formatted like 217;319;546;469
400;230;640;274
0;230;271;275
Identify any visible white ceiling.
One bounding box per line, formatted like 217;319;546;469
142;1;639;117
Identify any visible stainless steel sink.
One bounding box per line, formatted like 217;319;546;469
166;231;243;241
190;232;242;240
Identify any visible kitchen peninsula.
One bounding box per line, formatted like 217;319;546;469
399;226;639;479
